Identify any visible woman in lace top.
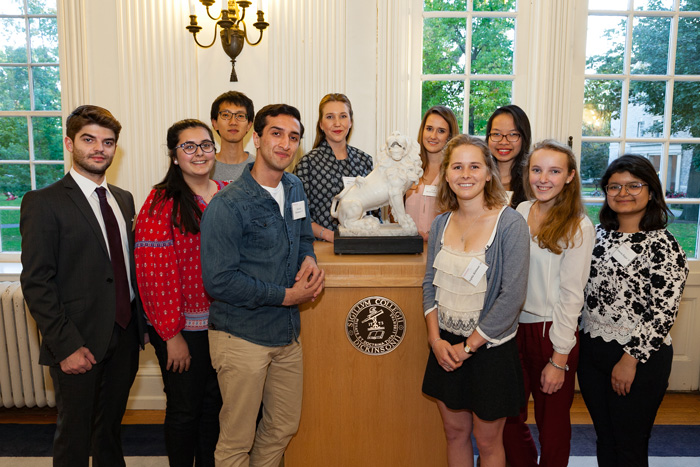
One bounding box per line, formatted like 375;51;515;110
578;155;688;467
421;134;529;466
502;140;595;467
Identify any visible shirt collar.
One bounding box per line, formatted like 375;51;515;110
70;166;109;199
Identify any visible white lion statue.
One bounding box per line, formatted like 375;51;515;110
330;131;423;236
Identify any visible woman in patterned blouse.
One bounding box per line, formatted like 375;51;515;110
294;93;373;242
135;119;227;466
578;155;688;467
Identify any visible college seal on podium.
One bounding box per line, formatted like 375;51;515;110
345;296;406;355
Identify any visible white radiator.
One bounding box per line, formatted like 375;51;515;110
0;281;55;408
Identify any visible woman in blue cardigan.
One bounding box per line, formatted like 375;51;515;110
422;134;529;466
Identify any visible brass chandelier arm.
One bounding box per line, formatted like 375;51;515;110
205;5;222;21
244;25;266;47
191;24;220;48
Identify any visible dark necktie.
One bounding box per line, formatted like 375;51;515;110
95;187;132;328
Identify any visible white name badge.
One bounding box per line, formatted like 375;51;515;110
462;257;488;286
342;176;356;189
612;243;637;267
423;185;438;197
291;201;306;220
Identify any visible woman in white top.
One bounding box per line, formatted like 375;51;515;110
405;105;459;240
502;140;595;467
422;135;529;467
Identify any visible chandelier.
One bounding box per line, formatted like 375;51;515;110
186;0;269;82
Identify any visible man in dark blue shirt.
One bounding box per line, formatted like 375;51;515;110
201;103;324;467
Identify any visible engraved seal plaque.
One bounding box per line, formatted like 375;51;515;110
345;296;406;355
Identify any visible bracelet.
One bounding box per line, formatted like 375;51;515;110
548;357;569;372
319;227;326;239
430;337;441;346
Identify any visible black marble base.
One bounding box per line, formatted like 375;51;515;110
333;231;424;255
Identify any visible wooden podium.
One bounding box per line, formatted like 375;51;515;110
285;242;447;466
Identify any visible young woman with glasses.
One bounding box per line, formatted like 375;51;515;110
485;105;532;208
135;119;226;466
502;140;595;467
405;105;460;241
578;154;688;467
294;93;373;242
422;135;529;466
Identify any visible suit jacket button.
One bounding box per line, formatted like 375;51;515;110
106;278;114;283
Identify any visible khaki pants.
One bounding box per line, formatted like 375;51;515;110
209;330;303;467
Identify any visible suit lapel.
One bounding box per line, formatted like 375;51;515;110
62;173;110;258
110;185;134;250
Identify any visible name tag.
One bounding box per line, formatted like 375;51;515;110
292;201;306;220
462;257;488;286
612;243;637;267
423;185;438;197
342;176;356;189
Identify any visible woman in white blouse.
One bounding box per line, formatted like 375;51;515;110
578;155;688;467
502;140;594;467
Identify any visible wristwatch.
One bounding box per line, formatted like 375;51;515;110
464;341;476;354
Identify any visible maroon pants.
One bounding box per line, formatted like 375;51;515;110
502;321;579;467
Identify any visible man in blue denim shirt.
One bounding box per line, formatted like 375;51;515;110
201;103;325;467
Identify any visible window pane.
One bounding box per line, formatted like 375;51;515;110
0;66;30;110
0;0;23;14
585;16;626;74
0;208;21;253
671;82;700;138
473;0;516;12
665;143;698;198
0;117;29;160
0;163;31;198
680;0;700;11
471;17;514;75
30;18;58;63
668;203;697;258
631;17;670;75
33;65;61;110
32;117;63;160
422;80;465;132
625;143;663;175
423;0;467;12
588;0;629;10
423;18;466;74
634;0;673;10
585;202;603;227
28;0;57;15
0;18;28;64
35;163;64;190
676;18;700;75
627;81;666;138
469;80;511;135
581;142;620;192
582;80;622;137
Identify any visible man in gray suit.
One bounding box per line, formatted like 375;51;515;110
20;105;144;467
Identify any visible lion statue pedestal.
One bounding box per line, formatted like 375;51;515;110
330;131;424;254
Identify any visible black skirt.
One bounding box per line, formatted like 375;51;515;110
422;329;525;421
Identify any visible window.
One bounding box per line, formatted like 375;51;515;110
581;0;700;256
0;0;63;254
421;0;519;134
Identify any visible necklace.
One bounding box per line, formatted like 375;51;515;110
459;210;485;247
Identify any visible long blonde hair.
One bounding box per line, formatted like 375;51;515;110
523;139;585;255
437;135;508;212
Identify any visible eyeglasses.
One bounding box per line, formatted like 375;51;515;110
218;111;248;122
488;132;521;142
176;141;216;155
604;182;649;196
